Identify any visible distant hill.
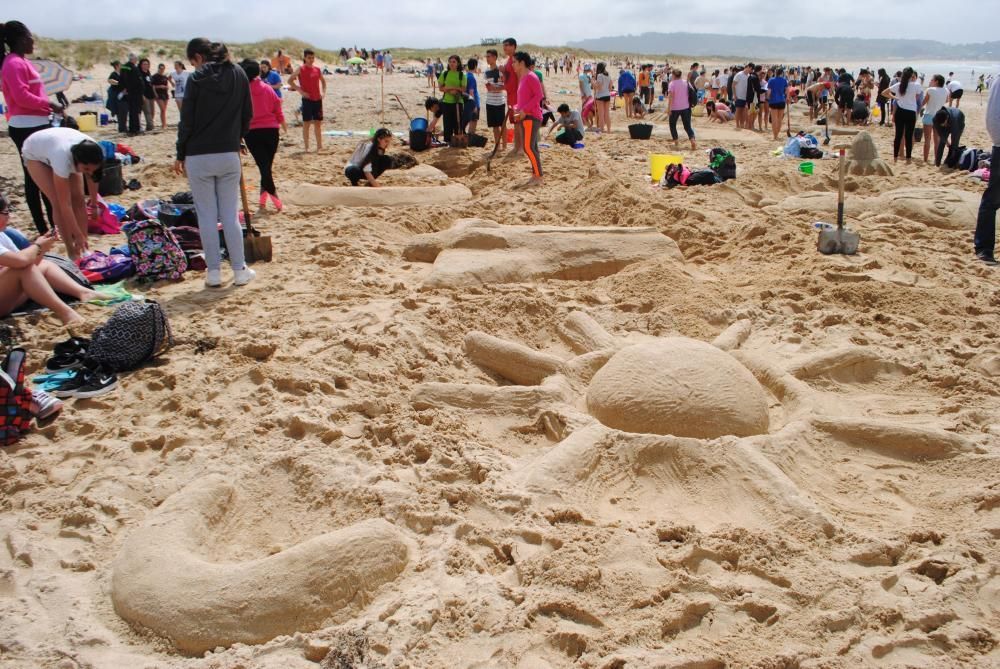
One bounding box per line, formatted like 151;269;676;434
567;32;1000;62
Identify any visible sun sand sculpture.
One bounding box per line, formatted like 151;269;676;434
411;312;974;534
111;474;409;655
845;131;894;176
403;219;684;288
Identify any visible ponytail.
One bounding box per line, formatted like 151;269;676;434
186;38;230;64
899;67;913;96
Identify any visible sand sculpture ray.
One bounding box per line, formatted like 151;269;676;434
110;474;409;655
412;312;975;535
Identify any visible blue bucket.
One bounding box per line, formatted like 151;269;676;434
410;117;428;132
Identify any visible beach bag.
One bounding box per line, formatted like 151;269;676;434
958;147;977;171
0;349;34;446
709;148;736;181
688;83;698;108
409;129;429;152
660;163;691;188
800;146;823;159
125;199;158;222
86;199;122;234
124;218;188;282
686;169;721;186
87;300;173;372
157;199;197;227
77;251;135;283
468;133;488;148
913;126;923;143
168;226;203;252
45;253;92;289
783;137;803;158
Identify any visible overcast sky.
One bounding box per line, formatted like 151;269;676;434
15;1;1000;48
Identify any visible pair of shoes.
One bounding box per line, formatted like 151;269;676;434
205;269;223;288
976;251;998;265
259;192;268;208
51;363;118;399
45;337;89;372
233;266;256;286
269;193;283;211
30;389;63;420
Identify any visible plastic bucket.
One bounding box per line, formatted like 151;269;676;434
799;161;814;175
650;154;683;181
410;117;427;132
506;128;515;143
77;113;97;132
100;113;109;126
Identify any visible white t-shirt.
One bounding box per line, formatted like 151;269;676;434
594;73;611;97
0;232;19;255
889;81;923;112
924;86;948;114
947;80;963;93
21;127;90;178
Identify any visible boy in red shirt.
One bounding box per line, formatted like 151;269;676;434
289;49;327;152
502;37;522;159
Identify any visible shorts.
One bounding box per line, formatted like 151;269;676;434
640;86;651;98
922;112;935;125
769;101;786;110
597;95;611;102
734;99;747;108
486;103;506;128
302;98;323;122
620;88;635;95
951;89;964;99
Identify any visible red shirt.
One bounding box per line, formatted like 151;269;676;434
504;57;518;106
298;65;322;101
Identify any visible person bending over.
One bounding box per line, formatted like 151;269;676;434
345;128;393;186
547;104;585;145
705;100;733;123
932;107;965;167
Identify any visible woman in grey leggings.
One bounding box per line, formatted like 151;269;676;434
174;37;254;288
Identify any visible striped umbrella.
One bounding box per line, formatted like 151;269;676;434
29;58;75;95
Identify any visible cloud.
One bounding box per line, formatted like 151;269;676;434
17;0;1000;48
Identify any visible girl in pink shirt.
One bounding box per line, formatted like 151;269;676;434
1;21;57;234
666;69;697;151
240;59;286;210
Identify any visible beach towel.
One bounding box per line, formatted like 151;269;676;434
0;349;34;446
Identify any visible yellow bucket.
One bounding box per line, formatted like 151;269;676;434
77;113;97;132
650;154;683;182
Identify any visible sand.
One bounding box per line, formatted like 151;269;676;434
0;61;998;669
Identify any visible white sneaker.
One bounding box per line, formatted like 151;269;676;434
233;267;256;286
205;269;222;288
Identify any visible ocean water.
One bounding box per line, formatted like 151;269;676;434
842;61;1000;85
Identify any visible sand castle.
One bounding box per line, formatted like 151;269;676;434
845;131;894;176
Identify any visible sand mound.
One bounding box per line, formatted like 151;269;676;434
285;182;471;207
766;187;980;229
111;475;408;655
846;131;893;176
403;218;684;287
586;338;770;439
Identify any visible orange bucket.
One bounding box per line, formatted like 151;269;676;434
506;128;515;143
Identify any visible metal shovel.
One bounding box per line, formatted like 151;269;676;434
818;149;860;255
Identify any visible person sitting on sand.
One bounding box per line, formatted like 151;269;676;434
0;192;112;325
631;95;646;119
424;97;443;135
850;99;870;125
547;104;585;145
705;100;733;123
345;128;393;187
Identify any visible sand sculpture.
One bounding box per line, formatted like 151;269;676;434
111;475;409;655
412;313;974;534
403;219;684;288
845;131;893;176
766;187;981;229
285;182;472;207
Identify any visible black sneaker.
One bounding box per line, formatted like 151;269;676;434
45;337;89;373
976;251;998;265
50;366;90;398
73;368;118;398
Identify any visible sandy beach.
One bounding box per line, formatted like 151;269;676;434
0;58;998;669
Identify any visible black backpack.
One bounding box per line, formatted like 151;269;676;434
709;148;736;181
87;300;173;372
688;83;698;108
800;146;824;159
686;169;721;186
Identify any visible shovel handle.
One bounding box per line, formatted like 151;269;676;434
836;149;846;230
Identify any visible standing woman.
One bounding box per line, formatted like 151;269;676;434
0;21;57;234
876;68;890;126
594;62;612;134
921;75;949;164
169;61;189;112
138;58;155;131
768;67;788;141
882;67;922;164
174;38;254;288
22;127;104;259
666;69;696;151
436;55;467;143
151;63;170;129
239;59;286;211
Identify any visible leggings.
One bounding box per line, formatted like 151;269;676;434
441;101;462;142
185;152;246;272
669;108;695;140
345;155;392;185
244;128;280;195
8;123;53;234
521;116;542;177
893;108;917;159
877;96;888;125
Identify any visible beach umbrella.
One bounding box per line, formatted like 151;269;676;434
347;57;366;65
29;59;74;95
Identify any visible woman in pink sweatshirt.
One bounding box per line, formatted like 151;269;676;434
239;59;286;211
0;21;58;234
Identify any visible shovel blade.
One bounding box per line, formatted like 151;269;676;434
818;229;861;255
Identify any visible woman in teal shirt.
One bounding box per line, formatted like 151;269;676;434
437;55;467;143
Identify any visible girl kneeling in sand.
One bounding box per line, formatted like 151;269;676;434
345;129;393;187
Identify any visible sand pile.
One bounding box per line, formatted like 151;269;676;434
0;62;997;669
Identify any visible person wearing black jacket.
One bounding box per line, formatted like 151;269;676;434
119;53;143;134
173;38;254;288
747;64;762;131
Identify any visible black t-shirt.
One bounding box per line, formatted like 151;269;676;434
141;72;154;99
